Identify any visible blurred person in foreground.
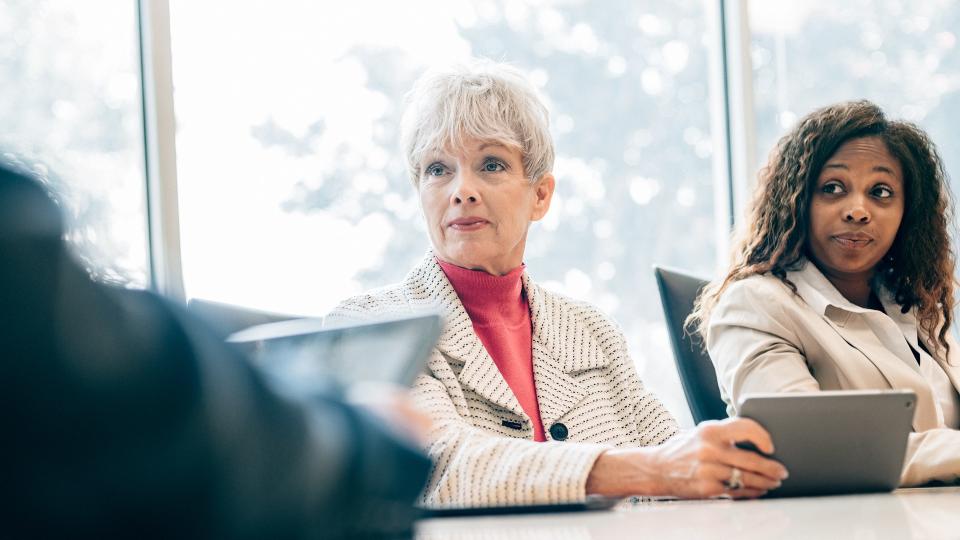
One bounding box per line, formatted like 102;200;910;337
692;100;960;486
0;160;431;539
326;58;788;508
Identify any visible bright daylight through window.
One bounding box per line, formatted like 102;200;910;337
750;0;960;190
1;0;149;287
169;0;722;423
6;1;959;427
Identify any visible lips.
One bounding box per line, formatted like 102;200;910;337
447;216;490;231
831;233;873;249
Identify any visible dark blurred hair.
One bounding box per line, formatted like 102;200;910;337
690;100;955;353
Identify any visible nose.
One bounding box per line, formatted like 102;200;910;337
843;199;870;223
451;170;481;205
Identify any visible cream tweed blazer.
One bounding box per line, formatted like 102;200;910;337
327;253;679;508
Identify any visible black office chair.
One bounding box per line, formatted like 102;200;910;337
186;298;299;338
653;266;729;424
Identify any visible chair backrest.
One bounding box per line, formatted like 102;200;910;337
653;266;728;424
186;298;299;338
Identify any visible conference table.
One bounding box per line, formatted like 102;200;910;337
415;487;960;539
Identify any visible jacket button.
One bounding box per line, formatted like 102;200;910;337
549;422;568;441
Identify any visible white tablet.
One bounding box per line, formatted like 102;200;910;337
737;390;916;497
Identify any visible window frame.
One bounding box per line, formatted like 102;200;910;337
139;0;184;300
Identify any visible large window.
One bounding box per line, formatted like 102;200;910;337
0;0;149;286
169;0;723;424
11;1;953;426
749;0;960;189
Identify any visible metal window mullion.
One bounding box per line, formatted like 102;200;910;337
720;0;758;227
707;0;734;273
138;0;185;302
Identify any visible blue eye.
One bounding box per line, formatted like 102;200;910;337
425;163;447;177
482;160;505;173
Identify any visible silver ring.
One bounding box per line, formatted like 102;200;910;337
726;467;743;491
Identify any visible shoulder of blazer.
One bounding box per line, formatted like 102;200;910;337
523;278;626;371
325;255;455;333
528;279;621;332
717;273;800;312
710;272;812;343
325;283;414;323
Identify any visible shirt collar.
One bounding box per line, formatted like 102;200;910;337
786;259;917;333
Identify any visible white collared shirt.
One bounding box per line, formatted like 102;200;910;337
790;260;960;429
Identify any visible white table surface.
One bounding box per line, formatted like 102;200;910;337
415;487;960;540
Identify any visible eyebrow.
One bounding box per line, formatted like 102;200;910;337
822;163;898;176
478;142;511;152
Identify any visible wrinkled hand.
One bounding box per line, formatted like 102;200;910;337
586;417;788;499
645;417;789;498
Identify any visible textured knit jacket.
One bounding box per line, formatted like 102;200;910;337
327;253;679;508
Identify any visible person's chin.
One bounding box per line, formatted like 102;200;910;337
443;244;493;265
823;253;880;276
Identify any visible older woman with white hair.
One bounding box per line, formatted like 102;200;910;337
327;58;788;508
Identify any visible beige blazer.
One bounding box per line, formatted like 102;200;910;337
707;259;960;486
327;253;679;507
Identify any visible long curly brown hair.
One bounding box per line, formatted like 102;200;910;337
690;100;956;354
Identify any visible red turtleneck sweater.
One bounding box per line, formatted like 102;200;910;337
437;258;546;442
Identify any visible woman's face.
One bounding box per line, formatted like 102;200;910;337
418;136;554;275
807;136;905;283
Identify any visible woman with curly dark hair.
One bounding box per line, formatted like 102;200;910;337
691;100;960;486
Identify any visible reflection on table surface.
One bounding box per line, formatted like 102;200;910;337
415;487;960;540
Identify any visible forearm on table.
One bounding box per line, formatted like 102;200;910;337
900;429;960;486
423;426;609;506
585;447;666;497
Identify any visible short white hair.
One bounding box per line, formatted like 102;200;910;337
399;58;555;186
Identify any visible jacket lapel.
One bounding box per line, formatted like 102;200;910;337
790;263;940;431
820;309;939;431
525;274;609;427
398;253;616;425
400;253;525;417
